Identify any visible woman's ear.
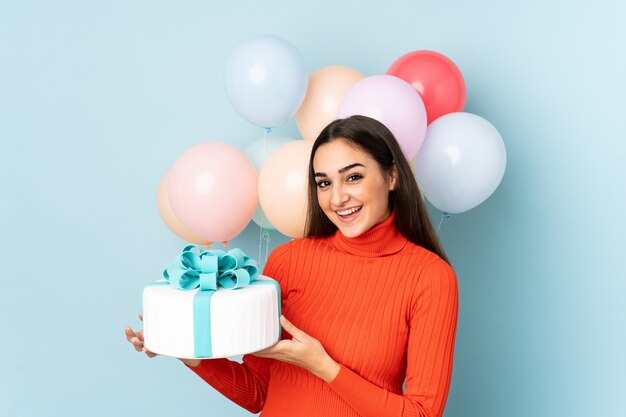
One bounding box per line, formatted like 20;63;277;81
389;162;398;191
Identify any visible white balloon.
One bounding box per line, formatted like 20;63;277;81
413;112;506;214
244;136;293;229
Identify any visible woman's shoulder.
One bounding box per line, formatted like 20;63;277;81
399;243;457;308
401;241;455;275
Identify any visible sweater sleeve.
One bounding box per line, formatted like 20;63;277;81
186;355;271;413
185;243;291;413
327;259;459;417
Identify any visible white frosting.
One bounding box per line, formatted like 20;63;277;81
143;276;280;359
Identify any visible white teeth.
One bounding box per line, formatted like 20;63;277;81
337;206;362;216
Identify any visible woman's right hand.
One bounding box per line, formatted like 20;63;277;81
125;312;157;358
125;312;201;367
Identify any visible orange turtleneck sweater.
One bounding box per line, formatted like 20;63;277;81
188;212;458;417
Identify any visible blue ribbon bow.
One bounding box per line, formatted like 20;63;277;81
163;245;260;291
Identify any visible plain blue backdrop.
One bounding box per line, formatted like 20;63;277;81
1;1;624;416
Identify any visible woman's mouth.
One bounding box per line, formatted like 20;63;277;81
335;206;362;223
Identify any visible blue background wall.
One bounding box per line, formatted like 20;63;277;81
1;1;624;416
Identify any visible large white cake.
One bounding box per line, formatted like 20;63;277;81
143;275;281;359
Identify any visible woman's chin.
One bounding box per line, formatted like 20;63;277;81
340;229;362;238
336;222;366;238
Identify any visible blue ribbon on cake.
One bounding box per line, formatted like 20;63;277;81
150;245;281;358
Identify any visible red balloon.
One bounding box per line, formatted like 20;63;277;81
387;50;466;124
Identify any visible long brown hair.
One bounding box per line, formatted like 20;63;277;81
304;115;450;264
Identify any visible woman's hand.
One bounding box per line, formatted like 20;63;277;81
125;312;157;358
124;312;201;367
252;315;340;383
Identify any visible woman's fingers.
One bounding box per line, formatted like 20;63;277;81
139;311;143;321
125;326;134;342
125;327;144;342
130;336;143;351
126;323;157;357
125;327;144;351
279;315;308;342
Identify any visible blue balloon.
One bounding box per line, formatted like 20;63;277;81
224;35;308;128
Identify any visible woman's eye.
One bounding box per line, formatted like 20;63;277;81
347;174;363;182
317;180;330;189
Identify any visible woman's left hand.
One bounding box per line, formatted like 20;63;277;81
252;315;341;383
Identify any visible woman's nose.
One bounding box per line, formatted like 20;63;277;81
330;183;349;206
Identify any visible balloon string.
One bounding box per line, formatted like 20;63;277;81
258;127;272;267
263;229;272;266
258;226;264;268
437;211;450;233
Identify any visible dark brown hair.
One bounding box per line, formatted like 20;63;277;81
304;115;450;264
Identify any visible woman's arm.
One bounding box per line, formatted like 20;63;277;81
326;259;459;417
186;354;273;413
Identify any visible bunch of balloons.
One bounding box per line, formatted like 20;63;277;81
158;35;507;245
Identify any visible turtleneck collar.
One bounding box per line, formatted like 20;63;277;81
330;211;408;257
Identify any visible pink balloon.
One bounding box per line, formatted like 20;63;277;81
337;75;427;160
168;142;258;242
157;171;209;245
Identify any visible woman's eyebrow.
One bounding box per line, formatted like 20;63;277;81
314;163;365;177
338;162;365;173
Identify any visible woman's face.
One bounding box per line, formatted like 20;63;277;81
313;139;397;238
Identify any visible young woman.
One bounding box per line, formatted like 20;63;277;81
126;115;458;417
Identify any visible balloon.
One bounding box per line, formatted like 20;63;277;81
413;113;506;214
296;66;364;141
337;75;427;160
157;171;210;245
258;140;313;238
224;34;308;128
168;142;258;242
244;136;293;230
387;50;466;124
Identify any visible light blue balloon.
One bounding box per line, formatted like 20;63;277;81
244;136;293;230
224;35;308;128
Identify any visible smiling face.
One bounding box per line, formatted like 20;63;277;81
313;138;397;238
